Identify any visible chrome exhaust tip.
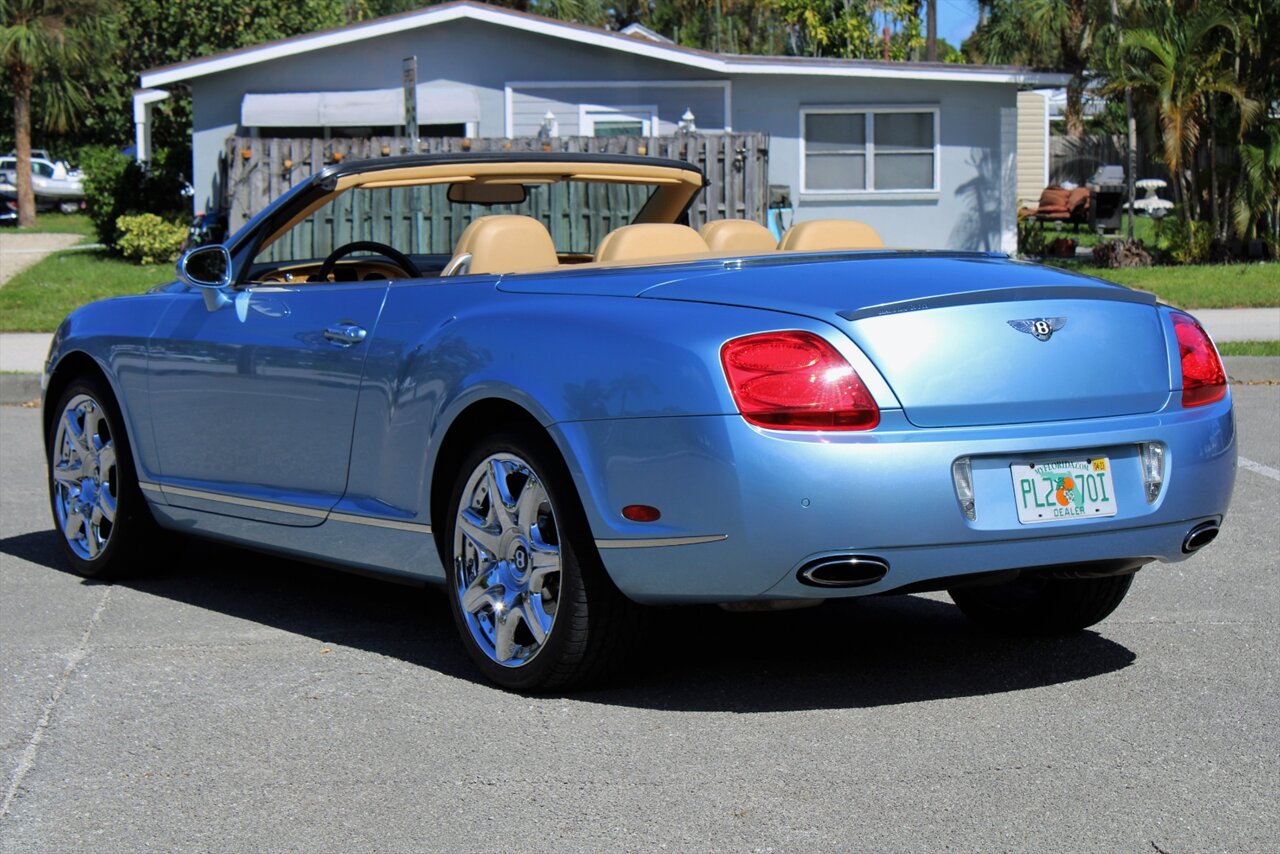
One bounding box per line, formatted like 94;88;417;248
798;555;889;588
1182;523;1220;554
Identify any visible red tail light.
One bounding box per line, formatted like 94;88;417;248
1172;312;1226;407
720;331;879;430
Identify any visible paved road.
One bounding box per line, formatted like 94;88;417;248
1;388;1277;851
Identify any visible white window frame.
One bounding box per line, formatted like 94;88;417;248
799;105;940;195
578;104;659;137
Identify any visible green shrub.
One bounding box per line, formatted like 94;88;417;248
115;214;187;265
1017;218;1047;257
78;145;133;246
77;144;190;251
1155;213;1212;264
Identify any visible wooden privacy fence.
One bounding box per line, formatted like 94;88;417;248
222;133;770;247
1051;134;1164;186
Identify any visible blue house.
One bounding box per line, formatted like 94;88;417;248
137;1;1065;252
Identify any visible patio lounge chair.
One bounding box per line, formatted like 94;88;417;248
1021;185;1091;230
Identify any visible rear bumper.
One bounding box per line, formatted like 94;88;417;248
552;395;1236;604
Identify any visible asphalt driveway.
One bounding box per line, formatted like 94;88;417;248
1;386;1277;851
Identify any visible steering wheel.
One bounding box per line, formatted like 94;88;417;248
315;241;420;281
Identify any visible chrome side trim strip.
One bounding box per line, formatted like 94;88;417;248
161;484;328;519
329;512;433;534
138;481;163;494
595;534;728;549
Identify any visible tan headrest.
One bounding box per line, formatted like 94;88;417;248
779;219;885;251
699;219;777;253
451;215;558;275
595;224;709;263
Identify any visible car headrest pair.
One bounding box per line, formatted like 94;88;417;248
699;218;887;253
446;215;886;275
597;218;885;262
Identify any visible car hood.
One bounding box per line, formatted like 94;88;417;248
503;252;1173;427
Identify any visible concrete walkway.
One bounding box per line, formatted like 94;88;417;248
1195;308;1280;343
0;232;85;285
0;333;52;374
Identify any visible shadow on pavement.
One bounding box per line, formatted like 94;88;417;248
1;529;1137;712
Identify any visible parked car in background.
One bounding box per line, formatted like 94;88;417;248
42;152;1235;691
0;155;85;213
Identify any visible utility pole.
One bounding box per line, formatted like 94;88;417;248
927;0;938;62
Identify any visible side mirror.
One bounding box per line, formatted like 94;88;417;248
177;245;233;311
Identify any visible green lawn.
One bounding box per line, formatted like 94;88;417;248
1045;258;1280;308
1218;340;1280;356
1082;263;1280;309
0;249;171;332
1033;215;1159;250
10;211;97;239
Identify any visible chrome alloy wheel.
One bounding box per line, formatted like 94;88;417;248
453;453;562;667
51;393;118;561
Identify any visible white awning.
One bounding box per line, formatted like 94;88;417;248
240;85;480;127
416;85;481;124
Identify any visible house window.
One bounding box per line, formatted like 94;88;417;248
580;105;657;137
801;108;938;193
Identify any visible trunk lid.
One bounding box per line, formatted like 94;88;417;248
630;253;1171;427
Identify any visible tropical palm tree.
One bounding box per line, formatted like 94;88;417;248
965;0;1110;138
0;0;117;227
1114;4;1260;223
1234;122;1279;251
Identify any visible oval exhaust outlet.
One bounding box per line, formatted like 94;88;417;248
1182;523;1220;554
798;555;889;588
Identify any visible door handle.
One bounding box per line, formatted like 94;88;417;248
324;323;367;346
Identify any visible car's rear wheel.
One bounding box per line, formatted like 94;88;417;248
47;375;166;578
445;427;638;691
948;571;1135;635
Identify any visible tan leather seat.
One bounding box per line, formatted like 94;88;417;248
594;224;710;263
699;219;777;253
779;219;885;251
444;215;558;276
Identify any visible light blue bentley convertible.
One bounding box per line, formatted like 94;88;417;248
43;152;1235;690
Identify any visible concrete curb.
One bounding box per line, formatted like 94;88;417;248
1224;356;1280;383
3;357;1276;407
0;373;41;406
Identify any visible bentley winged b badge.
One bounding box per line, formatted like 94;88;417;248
1008;317;1067;341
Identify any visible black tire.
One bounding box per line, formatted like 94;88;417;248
948;571;1135;635
444;425;639;691
46;374;168;578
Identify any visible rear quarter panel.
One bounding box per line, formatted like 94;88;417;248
341;276;897;533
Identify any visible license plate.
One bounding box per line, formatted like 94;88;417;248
1011;457;1118;524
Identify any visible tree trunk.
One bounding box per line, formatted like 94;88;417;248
1208;100;1220;240
1126;105;1137;240
1064;78;1086;139
1171;163;1186;223
1110;0;1135;241
13;66;37;229
1188;151;1200;224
